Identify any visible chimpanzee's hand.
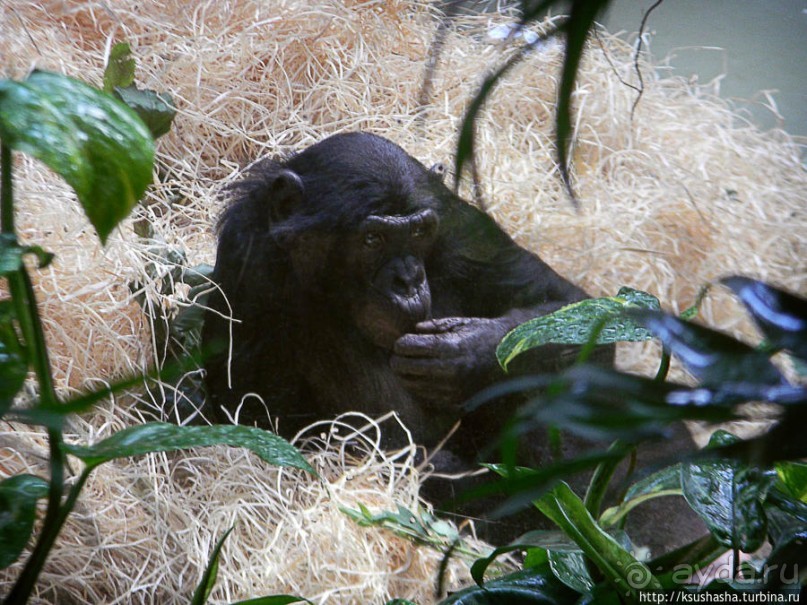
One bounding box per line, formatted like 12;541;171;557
391;317;509;407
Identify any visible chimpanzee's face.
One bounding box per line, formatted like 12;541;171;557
346;209;439;348
271;134;447;349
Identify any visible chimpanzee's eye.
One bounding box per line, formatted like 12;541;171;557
411;225;425;239
364;231;383;249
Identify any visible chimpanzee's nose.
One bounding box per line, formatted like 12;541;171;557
390;257;426;298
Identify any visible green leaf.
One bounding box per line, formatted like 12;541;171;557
649;535;725;589
62;423;314;474
497;287;660;370
682;431;774;551
103;42;136;92
547;549;593;593
515;365;736;443
0;234;23;274
776;462;807;502
440;567;574;605
0;77;90;197
470;530;576;585
473;453;619;520
231;597;315;605
523;547;549;569
721;276;807;360
679;284;711;321
0;300;27;414
763;488;807;585
530;481;661;596
113;86;176;139
0;70;154;244
554;0;610;201
487;466;661;596
0;235;54;275
0;474;50;569
630;310;784;387
342;503;458;546
191;526;233;605
183;263;215;288
599;464;683;528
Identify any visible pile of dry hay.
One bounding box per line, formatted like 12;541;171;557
1;0;805;603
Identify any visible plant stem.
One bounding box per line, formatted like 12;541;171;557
655;347;671;382
1;143;12;232
584;439;629;517
2;142;67;605
5;431;67;605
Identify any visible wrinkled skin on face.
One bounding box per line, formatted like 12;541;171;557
348;210;438;349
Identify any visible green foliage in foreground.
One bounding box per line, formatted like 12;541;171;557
431;276;807;603
0;69;312;605
330;277;806;604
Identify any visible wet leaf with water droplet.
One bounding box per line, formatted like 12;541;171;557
0;71;154;244
682;430;774;551
497;287;660;370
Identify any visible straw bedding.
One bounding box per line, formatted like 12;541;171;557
1;1;804;603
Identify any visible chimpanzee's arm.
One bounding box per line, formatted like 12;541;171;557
391;201;599;406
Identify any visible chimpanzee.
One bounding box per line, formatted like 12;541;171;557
202;132;702;547
203;132;588;441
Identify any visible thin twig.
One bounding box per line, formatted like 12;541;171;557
416;1;463;127
630;0;665;120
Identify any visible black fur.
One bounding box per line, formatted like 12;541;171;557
202;133;703;547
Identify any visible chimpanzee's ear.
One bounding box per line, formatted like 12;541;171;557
267;169;304;223
429;162;447;182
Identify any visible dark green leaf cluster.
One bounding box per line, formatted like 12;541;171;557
446;276;807;602
0;68;312;605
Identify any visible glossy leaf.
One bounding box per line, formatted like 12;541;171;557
471;453;618;519
0;235;54;275
190;526;233;605
113;86;176;139
599;464;683;528
0;77;90;196
497;287;660;370
763;489;807;587
63;423;314;474
682;431;774;551
486;465;661;595
343;503;458;546
765;487;807;547
548;549;593;593
775;461;807;502
470;530;577;585
0;71;154;244
554;0;610;200
721;276;807;360
440;567;574;605
529;481;662;595
0;474;49;569
630;310;784;387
